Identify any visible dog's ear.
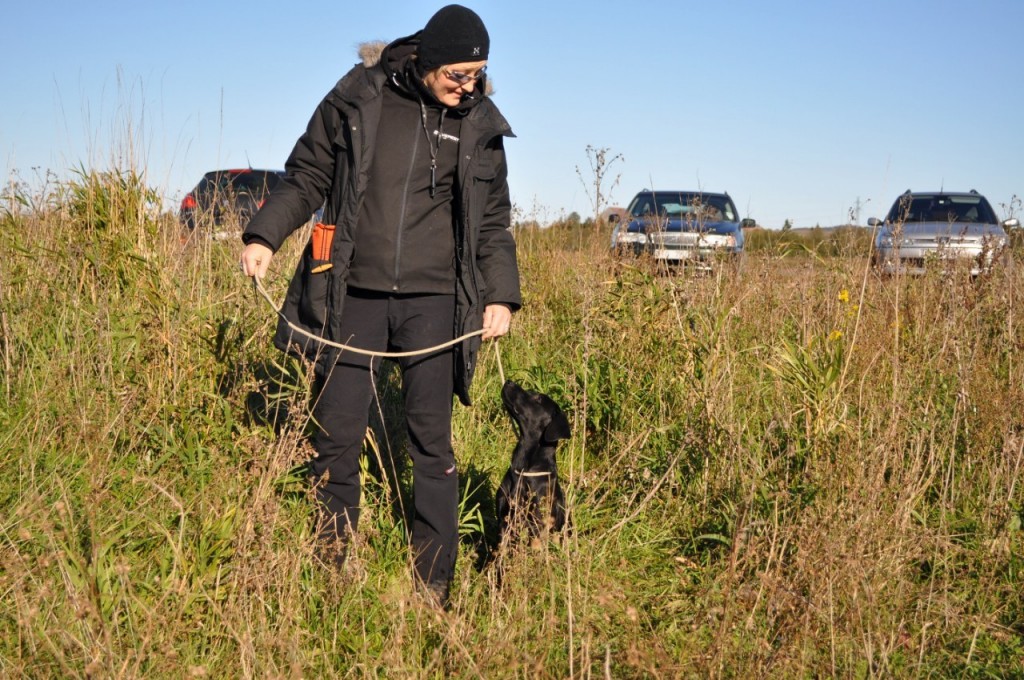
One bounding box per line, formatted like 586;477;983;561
543;409;571;443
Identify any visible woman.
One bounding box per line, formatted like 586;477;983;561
239;5;520;606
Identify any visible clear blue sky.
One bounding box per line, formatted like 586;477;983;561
3;0;1022;228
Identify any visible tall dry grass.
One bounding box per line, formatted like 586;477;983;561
1;171;1022;678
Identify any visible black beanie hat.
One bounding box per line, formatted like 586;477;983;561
417;5;490;70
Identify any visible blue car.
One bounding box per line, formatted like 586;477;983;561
610;190;754;268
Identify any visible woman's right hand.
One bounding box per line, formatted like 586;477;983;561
240;242;274;279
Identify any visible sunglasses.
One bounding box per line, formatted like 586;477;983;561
442;66;486;86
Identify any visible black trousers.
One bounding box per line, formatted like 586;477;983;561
309;288;458;588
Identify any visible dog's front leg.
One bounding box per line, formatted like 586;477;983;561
550;483;567;532
495;474;514;540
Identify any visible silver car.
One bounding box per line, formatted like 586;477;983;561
868;190;1018;276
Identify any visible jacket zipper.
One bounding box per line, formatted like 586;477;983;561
392;112;421;292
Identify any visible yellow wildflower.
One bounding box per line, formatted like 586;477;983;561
838;289;850;304
828;329;843;342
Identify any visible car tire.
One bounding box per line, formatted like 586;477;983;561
1000;250;1016;275
731;252;746;277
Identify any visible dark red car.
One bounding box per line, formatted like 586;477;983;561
179;169;285;235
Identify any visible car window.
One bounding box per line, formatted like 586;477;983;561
887;195;998;224
949;196;996;223
627;196;652;216
231;172;282;195
195;175;219;197
628;193;739;221
711;198;737;221
195;173;237;198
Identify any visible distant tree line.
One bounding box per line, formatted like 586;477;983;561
743;225;873;257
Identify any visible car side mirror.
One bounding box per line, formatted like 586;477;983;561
1003;218;1021;229
867;217;882;227
741;218;756;229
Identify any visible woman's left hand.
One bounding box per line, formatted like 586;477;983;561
481;304;512;341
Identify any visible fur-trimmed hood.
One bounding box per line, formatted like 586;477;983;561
358;41;388;67
358;40;385;67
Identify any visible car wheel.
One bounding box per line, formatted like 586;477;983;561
1000;250;1015;275
731;252;746;277
237;208;254;229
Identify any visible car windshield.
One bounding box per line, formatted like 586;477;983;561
628;192;738;222
885;194;999;224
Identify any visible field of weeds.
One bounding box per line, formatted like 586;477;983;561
2;170;1023;678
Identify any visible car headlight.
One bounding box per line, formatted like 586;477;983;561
615;231;648;246
701;233;736;248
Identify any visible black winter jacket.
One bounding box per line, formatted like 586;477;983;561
243;37;520;405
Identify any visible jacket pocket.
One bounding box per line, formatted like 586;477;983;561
473;160;497;182
298;245;331;332
298;233;353;335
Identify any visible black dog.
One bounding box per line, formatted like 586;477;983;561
496;380;571;544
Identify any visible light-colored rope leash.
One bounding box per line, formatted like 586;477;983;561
251;275;507;380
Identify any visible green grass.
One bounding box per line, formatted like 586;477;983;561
2;171;1023;677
